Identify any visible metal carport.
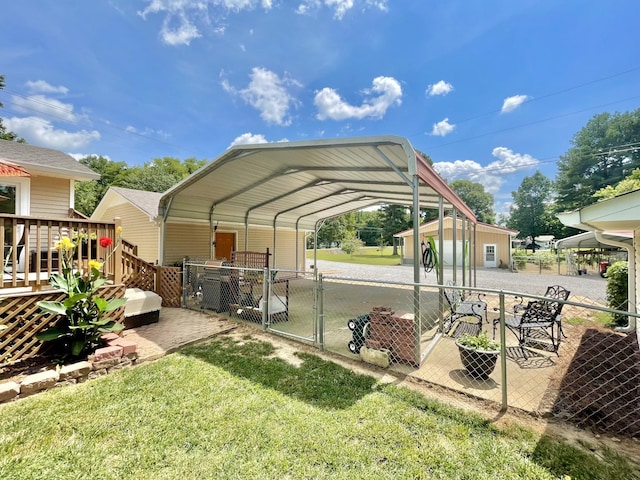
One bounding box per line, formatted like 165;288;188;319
159;135;477;286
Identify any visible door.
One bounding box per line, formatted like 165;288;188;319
215;232;235;261
484;244;497;268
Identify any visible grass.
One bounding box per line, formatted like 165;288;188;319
308;246;402;266
1;335;638;480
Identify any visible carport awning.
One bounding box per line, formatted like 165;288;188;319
555;231;633;249
160;135;476;231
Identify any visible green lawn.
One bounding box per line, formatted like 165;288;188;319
308;246;402;266
1;335;637;479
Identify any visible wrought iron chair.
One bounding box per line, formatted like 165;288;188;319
443;281;487;335
493;285;570;358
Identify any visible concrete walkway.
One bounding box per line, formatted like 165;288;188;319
121;307;236;362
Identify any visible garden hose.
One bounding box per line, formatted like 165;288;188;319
421;240;435;275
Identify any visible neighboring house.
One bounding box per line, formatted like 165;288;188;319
557;188;639;336
91;187;164;264
0;139;100;274
395;216;518;268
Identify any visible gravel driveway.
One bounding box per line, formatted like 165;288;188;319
310;260;608;302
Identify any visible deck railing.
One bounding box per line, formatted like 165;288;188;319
1;214;122;290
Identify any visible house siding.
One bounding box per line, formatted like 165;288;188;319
163;221;306;271
30;176;70;218
96;203;160;264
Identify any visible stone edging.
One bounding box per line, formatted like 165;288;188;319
0;333;138;405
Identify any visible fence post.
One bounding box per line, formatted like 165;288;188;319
499;291;508;412
113;217;122;284
262;267;269;331
317;273;325;351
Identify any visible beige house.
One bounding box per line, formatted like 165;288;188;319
91;187;163;264
0;139;99;219
92;187;307;270
395;216;518;268
0;139;102;276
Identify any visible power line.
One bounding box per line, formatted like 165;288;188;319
423;94;640;151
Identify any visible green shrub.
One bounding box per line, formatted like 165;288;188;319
533;251;556;269
512;250;528;269
605;261;628;326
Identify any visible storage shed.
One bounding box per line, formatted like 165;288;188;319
395;216;518;269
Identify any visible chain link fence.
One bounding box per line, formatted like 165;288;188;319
182;260;640;437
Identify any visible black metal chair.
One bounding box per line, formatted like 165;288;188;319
443;281;487;335
493;285;570;358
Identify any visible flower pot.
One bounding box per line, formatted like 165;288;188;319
455;341;499;379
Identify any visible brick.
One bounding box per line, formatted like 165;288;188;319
108;338;137;355
91;358;121;370
20;370;59;395
59;361;92;380
100;332;120;342
93;345;123;361
0;381;20;402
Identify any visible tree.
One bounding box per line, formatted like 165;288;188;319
340;231;364;258
380;205;410;255
74;155;209;217
593;168;640;200
118;157;208;192
449;180;496;224
507;171;553;251
555;109;640;213
0;74;25;142
74;156;129;216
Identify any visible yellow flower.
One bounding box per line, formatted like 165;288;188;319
88;260;103;271
55;236;75;252
116;226;123;235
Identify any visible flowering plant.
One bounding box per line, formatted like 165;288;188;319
36;227;126;360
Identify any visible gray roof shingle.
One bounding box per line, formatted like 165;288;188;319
110;187;163;219
0;139;100;180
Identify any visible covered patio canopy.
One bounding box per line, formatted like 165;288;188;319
159;135;477;284
555;230;633;250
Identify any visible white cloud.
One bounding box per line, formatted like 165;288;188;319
501;94;529;113
425;80;453;96
297;0;388;19
314;76;402;121
433;147;538;194
4;116;100;150
430;118;455;136
228;132;289;148
12;94;79;123
222;67;300;126
139;0;273;46
229;132;268;147
25;80;69;95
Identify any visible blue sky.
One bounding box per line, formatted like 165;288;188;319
1;0;639;215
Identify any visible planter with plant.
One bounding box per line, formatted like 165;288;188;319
36;228;127;362
455;331;500;379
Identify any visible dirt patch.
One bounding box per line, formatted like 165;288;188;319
0;354;61;384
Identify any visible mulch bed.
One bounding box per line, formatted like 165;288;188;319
549;326;640;437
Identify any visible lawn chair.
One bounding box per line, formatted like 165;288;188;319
493;285;570;358
443;281;487;335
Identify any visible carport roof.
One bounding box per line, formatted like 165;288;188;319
159;135;476;231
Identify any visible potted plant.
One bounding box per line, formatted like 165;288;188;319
455;331;500;379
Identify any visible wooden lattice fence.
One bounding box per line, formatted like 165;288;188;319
0;284;126;364
157;266;181;307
